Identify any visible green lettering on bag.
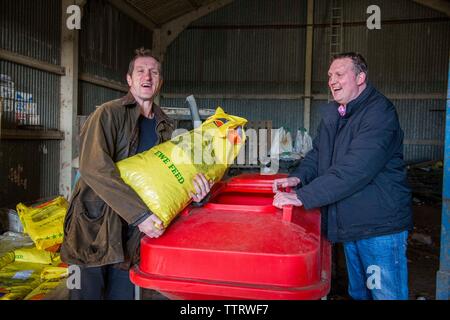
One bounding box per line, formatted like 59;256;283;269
154;151;185;184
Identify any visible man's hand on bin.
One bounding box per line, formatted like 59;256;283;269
272;177;301;193
190;173;214;203
138;214;165;238
273;191;303;209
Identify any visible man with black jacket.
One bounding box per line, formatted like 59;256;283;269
272;52;412;300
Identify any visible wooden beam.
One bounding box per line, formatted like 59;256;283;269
303;0;314;132
60;0;83;199
186;0;200;9
0;129;64;140
161;92;446;100
79;73;128;92
108;0;158;30
155;0;234;59
413;0;450;17
0;49;65;75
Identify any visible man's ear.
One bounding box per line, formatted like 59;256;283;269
126;74;132;87
357;72;366;85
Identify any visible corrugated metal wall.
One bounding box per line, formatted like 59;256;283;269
0;140;60;207
0;0;61;207
311;0;449;162
78;81;123;116
162;0;449;163
164;0;307;95
78;0;152;115
163;97;304;133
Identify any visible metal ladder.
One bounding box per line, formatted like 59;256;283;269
328;0;344;102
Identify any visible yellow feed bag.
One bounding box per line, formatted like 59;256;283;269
0;252;15;270
24;280;62;300
0;261;44;300
16;197;68;250
14;247;56;265
117;107;247;227
40;266;68;282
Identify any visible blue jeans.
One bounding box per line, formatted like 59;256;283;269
69;265;135;300
343;231;409;300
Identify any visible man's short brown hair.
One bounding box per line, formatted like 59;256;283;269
332;52;368;79
127;47;162;77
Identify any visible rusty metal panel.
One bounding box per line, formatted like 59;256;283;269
163;0;448;165
80;0;153;83
79;0;152;115
0;0;61;207
312;0;450;94
193;0;307;26
78;81;123;116
164;0;308;95
0;0;61;64
0;140;60;207
164;28;306;95
1;61;61;129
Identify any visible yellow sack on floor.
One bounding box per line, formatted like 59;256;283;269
40;266;68;282
0;285;36;300
16;197;68;250
24;280;62;300
0;261;43;300
0;252;15;270
14;247;55;265
117;107;247;227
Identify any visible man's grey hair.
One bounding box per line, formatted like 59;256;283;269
332;52;368;79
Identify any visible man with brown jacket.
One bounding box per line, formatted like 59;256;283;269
61;48;212;300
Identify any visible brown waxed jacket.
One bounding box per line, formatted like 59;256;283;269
60;92;174;268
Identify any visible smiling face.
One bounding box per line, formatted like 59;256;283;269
127;56;162;103
328;57;366;105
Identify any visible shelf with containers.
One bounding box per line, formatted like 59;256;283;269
0;55;64;141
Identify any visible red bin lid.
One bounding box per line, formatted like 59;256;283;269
139;205;321;287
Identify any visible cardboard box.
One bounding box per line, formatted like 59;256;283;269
26;114;40;125
0;208;24;233
0;85;14;99
14;101;38;125
2;98;14;112
15;91;33;102
0;73;13;83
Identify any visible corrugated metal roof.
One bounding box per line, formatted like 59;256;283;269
125;0;218;26
192;0;307;25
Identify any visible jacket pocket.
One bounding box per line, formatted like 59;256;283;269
373;173;397;211
65;200;110;263
337;183;390;229
82;200;106;221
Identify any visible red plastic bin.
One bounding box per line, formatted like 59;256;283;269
130;173;331;300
